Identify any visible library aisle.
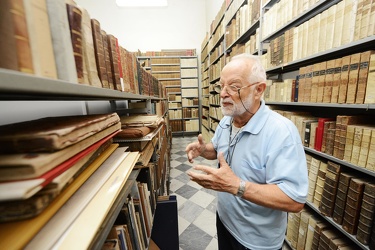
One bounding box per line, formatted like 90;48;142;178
170;136;218;250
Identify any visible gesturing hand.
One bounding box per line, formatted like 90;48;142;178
185;134;206;163
187;152;240;194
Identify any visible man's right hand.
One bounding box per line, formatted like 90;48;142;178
185;134;206;163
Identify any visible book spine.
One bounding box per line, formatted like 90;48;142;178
66;4;84;83
101;30;114;90
91;19;109;88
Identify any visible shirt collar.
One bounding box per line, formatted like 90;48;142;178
242;100;269;135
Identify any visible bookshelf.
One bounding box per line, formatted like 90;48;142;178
202;0;375;249
0;69;174;249
138;55;201;136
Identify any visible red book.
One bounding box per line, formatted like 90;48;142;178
314;117;336;151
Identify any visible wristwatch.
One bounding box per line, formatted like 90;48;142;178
236;179;246;197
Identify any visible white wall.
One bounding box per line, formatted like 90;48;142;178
205;0;224;33
75;0;208;53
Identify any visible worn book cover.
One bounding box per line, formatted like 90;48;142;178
317;61;327;103
0;123;120;181
23;0;57;79
356;50;374;104
0;113;120;153
346;53;361;104
338;55;351;103
91;18;109;88
323;59;335;103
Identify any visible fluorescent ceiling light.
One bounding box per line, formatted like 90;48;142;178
116;0;168;7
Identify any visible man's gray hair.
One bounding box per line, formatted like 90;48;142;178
231;54;267;84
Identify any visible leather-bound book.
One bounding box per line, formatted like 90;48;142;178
45;0;77;82
323;59;335;103
107;34;122;91
322;121;336;154
356;182;375;245
333;172;355;224
356;51;374;104
331;58;342;103
317;61;327;103
23;0;57;79
370;218;375;249
319;161;341;217
338;115;366;160
0;0;34;74
338;55;351;104
364;53;375;104
310;63;320;103
78;6;101;87
305;216;321;250
91;19;109;88
346;53;361;104
101;30;114;90
132;52;140;94
66;4;83;83
328;237;353;250
319;230;339;250
311;222;330;250
342;178;367;234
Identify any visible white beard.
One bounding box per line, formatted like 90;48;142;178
221;92;254;117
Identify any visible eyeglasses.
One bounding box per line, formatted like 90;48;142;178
214;82;258;95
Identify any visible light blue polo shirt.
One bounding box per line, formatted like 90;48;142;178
212;100;308;250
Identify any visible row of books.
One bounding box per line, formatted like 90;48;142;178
0;113;141;249
0;0;163;97
302;153;375;248
140;49;197;57
265;50;375;104
264;0;374;66
274;110;375;171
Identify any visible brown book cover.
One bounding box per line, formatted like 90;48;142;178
66;4;83;83
24;0;57;79
0;0;33;74
333;116;343;158
298;66;307;102
0;113;120;153
338;55;351;103
342;178;368;234
101;30;114;90
321;121;336;154
91;18;109;88
356;50;374;104
107;34;122;91
310;63;320;103
319;162;341;216
350;125;364;165
332;172;356;224
319;229;339;249
358;126;372;168
323;59;335;103
343;125;356;162
331;58;343;103
78;6;102;87
356;182;375;245
304;65;313;103
317;61;327;103
311;222;330;250
346;53;361;104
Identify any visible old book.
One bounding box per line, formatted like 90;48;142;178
23;0;57;79
305;215;321;250
297;210;313;250
298;66;307;103
338;116;367;160
319;161;341;217
78;6;102;87
286;212;301;249
309;122;319;149
317;61;327;103
338;55;351;103
342;178;368;234
0;123;120;181
66;4;84;83
350;125;364;165
107;34;122;91
0;138;111;202
91;19;109;88
358;126;372;168
333;116;343;158
332;172;356;224
27;149;139;250
308;157;320;202
346;53;361;104
364;53;375;103
318;9;328;53
331;58;343;103
0;144;118;250
45;0;77;82
356;182;375;245
353;0;365;41
101;30;115;90
321;121;336;154
368;0;375;37
319;229;339;249
323;59;335;103
304;65;313;103
367;129;375;171
341;0;359;45
343;125;356;162
311;222;330;250
0;0;33;74
304;119;319;147
0;140;112;223
315;117;335;152
356;50;375;103
328;237;353;250
115;38;124;91
360;0;372;39
0;113;120;153
325;5;336;51
310;63;321;103
333;1;345;48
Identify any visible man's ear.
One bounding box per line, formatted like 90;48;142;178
255;82;267;96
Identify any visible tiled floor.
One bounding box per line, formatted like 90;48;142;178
169;135;218;250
